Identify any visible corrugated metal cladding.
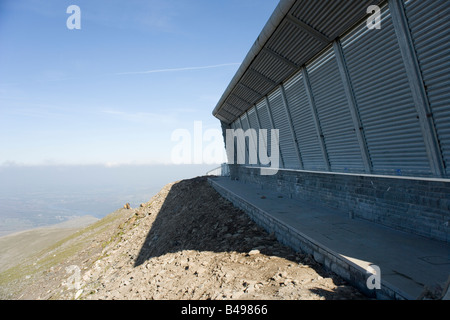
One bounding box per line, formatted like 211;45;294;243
231;121;246;165
268;88;299;169
239;113;255;166
341;2;430;176
255;99;275;167
284;71;326;171
306;45;364;173
247;107;261;165
403;0;450;175
221;0;450;179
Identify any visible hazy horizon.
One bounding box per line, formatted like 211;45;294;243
0;163;217;237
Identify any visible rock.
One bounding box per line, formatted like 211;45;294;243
196;267;207;275
124;203;131;209
248;249;260;256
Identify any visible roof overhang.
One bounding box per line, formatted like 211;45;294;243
213;0;383;124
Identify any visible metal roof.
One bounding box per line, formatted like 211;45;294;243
213;0;383;124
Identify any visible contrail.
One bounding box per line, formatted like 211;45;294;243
115;63;240;75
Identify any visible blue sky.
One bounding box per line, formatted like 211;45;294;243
0;0;278;166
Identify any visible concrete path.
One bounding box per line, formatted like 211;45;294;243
208;176;450;300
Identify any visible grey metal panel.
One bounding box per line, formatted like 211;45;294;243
247;107;261;166
234;84;261;105
240;71;275;100
333;40;372;173
283;70;326;171
302;66;331;171
403;0;450;176
240;114;249;132
306;46;365;173
280;84;304;169
224;103;243;118
247;106;260;132
240;113;256;166
229;122;237;164
239;115;249;166
265;19;325;66
232;120;246;165
390;0;445;177
256;99;273;166
341;3;431;177
268;87;299;169
228;94;251;111
252;50;295;84
256;100;272;130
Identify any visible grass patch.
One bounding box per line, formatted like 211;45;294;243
0;208;127;296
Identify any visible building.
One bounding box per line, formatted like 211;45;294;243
212;0;449;243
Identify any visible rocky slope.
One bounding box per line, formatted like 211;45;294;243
0;176;367;300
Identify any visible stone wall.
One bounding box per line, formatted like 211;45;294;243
231;166;450;243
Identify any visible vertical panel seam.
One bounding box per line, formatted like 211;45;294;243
254;104;264;167
237;117;248;166
280;83;304;169
265;95;285;169
301;66;331;171
244;111;258;167
389;0;445;177
333;39;373;174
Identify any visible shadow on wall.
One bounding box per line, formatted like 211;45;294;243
132;176;365;300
